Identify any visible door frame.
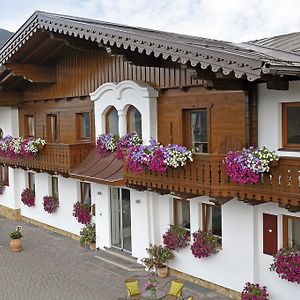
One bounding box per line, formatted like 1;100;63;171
110;187;132;253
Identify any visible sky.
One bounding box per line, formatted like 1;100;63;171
0;0;300;42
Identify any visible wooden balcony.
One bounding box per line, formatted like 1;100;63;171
0;143;93;175
124;154;300;211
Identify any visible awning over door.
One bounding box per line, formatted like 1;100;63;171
70;148;124;186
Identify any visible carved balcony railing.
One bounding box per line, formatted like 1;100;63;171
124;154;300;211
0;143;93;175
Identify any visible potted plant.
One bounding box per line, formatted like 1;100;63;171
80;223;96;251
73;201;91;224
142;244;174;278
143;273;158;298
191;230;221;259
9;226;23;252
20;188;35;207
43;195;59;214
163;224;190;251
270;247;300;283
241;282;269;300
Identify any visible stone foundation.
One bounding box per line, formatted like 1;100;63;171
0;204;21;221
21;216;80;241
169;268;241;300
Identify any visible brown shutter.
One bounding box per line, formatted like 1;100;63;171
263;213;278;255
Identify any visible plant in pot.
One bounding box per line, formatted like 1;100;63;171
142;244;174;278
9;226;23;252
80;223;96;251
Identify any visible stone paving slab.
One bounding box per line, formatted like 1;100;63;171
0;217;231;300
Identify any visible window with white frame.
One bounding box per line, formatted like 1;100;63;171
202;203;222;237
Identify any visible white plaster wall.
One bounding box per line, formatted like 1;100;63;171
130;189;153;260
90;80;158;143
20;174;87;235
0;168;24;209
93;183;111;249
258;80;300;157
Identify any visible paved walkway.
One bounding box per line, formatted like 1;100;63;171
0;217;231;300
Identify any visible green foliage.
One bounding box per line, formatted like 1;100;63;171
142;244;174;269
9;226;23;239
80;223;96;245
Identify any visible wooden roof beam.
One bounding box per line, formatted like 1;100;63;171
4;63;56;83
0;91;23;106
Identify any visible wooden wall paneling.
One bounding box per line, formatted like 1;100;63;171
157;88;246;154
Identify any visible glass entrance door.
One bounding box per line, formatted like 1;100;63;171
111;188;132;253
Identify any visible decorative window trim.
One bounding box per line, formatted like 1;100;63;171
282;102;300;150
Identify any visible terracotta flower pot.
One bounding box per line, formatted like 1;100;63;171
10;239;22;252
89;243;96;251
157;266;169;278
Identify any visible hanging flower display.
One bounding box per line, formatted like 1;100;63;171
190;230;221;259
125;139;193;174
0;178;5;194
163;224;190;251
96;133;118;156
224;146;279;184
241;282;269;300
20;188;35;207
270;248;300;283
73;201;91;224
0;135;45;160
115;131;143;159
43;195;59;214
96;132;142;159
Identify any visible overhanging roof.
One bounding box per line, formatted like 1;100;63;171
70;149;124;186
1;11;300;82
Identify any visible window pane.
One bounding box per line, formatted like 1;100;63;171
212;206;222;237
107;107;119;135
28;172;35;191
81;182;91;205
289;218;300;249
81;112;90;138
175;200;190;230
51;177;59;198
128;107;142;135
50;115;58;143
287;106;300;144
190;110;207;153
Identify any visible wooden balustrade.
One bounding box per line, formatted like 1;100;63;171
124;154;300;210
0;143;93;175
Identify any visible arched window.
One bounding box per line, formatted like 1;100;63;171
127;106;142;135
106;107;119;135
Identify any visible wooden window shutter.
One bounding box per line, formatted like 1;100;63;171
263;213;278;255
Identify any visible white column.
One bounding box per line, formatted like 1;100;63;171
118;109;126;137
